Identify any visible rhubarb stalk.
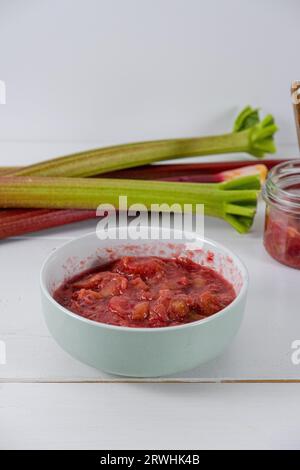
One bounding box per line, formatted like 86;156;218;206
0;209;97;238
0;159;288;179
0;163;267;239
0;106;275;238
8;107;277;178
0;175;260;233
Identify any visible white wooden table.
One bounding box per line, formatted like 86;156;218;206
1;143;300;450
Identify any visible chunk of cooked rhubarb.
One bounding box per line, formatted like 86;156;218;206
131;301;150;321
168;296;190;320
74;272;127;296
109;296;133;319
114;257;164;277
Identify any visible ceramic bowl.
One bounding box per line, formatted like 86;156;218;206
40;227;248;377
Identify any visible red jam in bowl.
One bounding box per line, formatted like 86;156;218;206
53;256;236;328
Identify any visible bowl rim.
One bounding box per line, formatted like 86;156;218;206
40;229;248;333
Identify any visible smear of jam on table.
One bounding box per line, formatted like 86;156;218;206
54;256;236;328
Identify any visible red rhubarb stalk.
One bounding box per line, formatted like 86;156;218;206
0;159;288;178
0;209;97;239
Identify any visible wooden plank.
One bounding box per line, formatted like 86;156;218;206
1;383;300;449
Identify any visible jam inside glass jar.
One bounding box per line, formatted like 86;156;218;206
263;160;300;269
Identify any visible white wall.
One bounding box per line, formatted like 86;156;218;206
0;0;299;152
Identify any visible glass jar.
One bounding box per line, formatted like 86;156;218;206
263;160;300;269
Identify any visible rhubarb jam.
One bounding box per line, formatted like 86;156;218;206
53;256;236;328
263;161;300;269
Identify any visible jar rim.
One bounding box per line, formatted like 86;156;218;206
263;160;300;213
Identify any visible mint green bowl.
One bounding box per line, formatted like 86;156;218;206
40;228;248;377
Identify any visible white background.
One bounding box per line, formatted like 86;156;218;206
1;0;300;450
0;0;299;152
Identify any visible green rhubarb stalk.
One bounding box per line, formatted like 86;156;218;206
9;107;277;178
0;174;260;233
